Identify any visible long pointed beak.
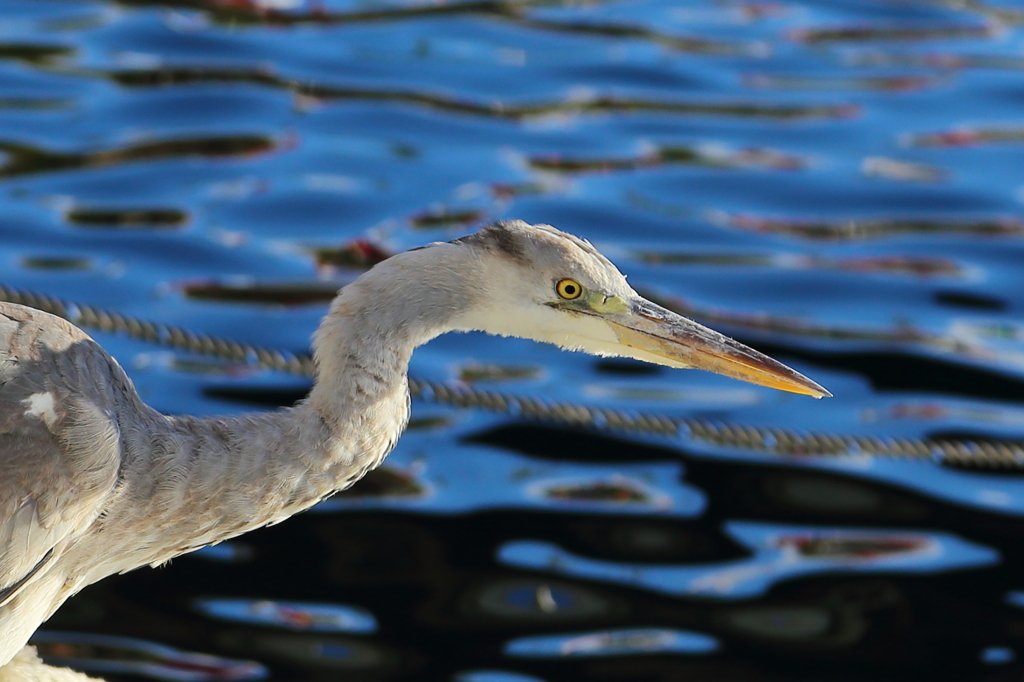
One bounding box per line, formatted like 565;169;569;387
606;299;831;398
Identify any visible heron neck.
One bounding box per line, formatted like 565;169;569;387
95;264;458;573
306;249;475;420
306;262;457;419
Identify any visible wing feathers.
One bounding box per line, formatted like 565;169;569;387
0;303;123;609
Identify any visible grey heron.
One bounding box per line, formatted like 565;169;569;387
0;221;829;672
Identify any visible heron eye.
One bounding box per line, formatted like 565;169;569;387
556;279;583;300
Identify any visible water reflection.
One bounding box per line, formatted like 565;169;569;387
95;65;857;121
193;598;377;633
30;632;266;682
850;51;1024;71
0;43;75;65
905;126;1024;148
745;74;944;93
215;632;409;672
457;362;542;383
498;525;996;599
410;207;486;229
505;627;720;657
19;255;94;270
530;145;807;173
179;279;340;306
108;0;765;57
0;136;276;180
66;208;189;230
527;476;673;511
861;157;950;183
708;212;1024;241
633;249;963;278
788;23;998;44
468;579;618;622
308;237;391;273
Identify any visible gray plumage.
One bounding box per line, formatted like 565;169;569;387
0;220;829;671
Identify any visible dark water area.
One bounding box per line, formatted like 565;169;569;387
5;0;1024;680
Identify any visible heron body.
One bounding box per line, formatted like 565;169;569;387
0;221;828;670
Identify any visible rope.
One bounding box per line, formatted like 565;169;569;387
3;283;1022;470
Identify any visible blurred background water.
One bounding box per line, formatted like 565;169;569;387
4;0;1024;680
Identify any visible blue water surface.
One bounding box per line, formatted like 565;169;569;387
4;0;1024;680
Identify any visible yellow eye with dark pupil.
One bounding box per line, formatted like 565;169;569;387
556;279;582;300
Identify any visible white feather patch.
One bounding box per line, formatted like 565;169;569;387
22;393;58;430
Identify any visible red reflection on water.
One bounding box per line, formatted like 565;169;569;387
776;534;929;560
905;127;1024;147
745;74;940;92
314;238;392;273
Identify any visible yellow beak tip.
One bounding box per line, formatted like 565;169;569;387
764;379;832;399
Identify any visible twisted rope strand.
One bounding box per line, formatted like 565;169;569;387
3;283;1021;469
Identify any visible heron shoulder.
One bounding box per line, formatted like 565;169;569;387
0;303;124;612
0;302;94;362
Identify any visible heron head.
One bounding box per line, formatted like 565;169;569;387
448;220;830;398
